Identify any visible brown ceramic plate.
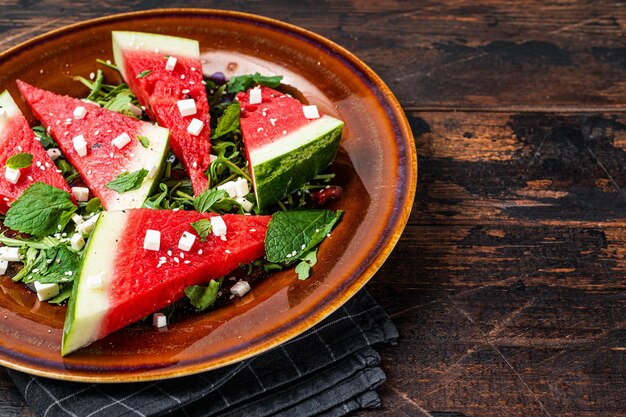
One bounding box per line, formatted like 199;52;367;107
0;9;416;382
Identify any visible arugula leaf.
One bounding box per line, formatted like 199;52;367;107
32;126;55;149
265;209;342;263
21;245;80;284
136;70;151;79
12;247;39;282
48;285;72;304
295;249;318;280
6;153;33;169
106;169;148;193
225;72;283;94
184;279;222;311
55;159;80;183
4;183;77;237
213;102;240;139
85;197;102;214
136;135;150;148
143;183;169;209
191;219;212;242
194;189;229;213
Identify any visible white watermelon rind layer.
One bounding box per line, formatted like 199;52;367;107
62;211;128;356
0;91;21;127
105;123;170;211
112;31;200;83
249;115;344;210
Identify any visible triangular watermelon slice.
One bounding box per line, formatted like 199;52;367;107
62;208;270;355
112;31;211;196
17;80;170;211
236;86;344;210
0;90;71;213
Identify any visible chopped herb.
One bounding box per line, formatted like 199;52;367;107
6;153;33;169
20;245;80;285
32;126;55;149
84;197;102;214
48;285;73;304
185;279;222;311
55;159;80;184
226;72;283;94
191;219;212;242
136;70;151;79
295;249;318;280
136;135;150;148
213;102;240;139
194;189;229;213
105;169;148;193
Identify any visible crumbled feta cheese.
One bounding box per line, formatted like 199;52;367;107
165;56;177;71
217;181;237;198
47;148;62;161
111;132;131;150
249;87;262;104
187;118;204;136
71;214;84;225
0;260;7;275
177;99;197;117
5;167;20;185
34;281;59;301
77;213;100;235
178;231;196;252
70;233;85;251
0;247;20;262
303;105;320;119
128;103;143;117
145;162;157;179
73;106;87;119
230;281;251;297
153;313;167;328
235;197;253;212
269;118;277;126
71;186;89;202
72;135;88;157
211;216;227;237
209;154;218;163
233;177;249;197
143;229;161;251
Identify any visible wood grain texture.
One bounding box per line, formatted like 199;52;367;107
1;0;626;416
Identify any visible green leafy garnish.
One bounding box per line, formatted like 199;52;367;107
185;279;222;311
6;153;33;169
213;102;240;139
4;183;76;237
265;209;342;263
191;219;212;242
32;126;55;149
194;189;229;213
18;245;80;285
48;286;73;304
136;70;151;79
84;197;102;214
295;249;318;280
225;72;283;94
105;169;148;193
136;135;150;148
55;159;80;184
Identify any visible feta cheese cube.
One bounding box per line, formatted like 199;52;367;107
210;216;227;237
165;56;177;71
86;272;104;289
143;229;161;251
230;280;251;297
72;135;88;157
128;103;143;117
145;162;157;179
302;105;320;119
153;312;167;328
249;87;262;104
47;148;62;161
209;154;218;163
187;118;204;136
217;181;237;198
5;167;20;185
112;132;131;150
70;233;85;251
233;177;249;197
77;213;100;235
0;247;20;262
73;106;87;119
71;186;89;202
235;196;253;212
0;261;8;275
178;231;196;252
34;281;59;301
71;214;84;225
177;99;197;117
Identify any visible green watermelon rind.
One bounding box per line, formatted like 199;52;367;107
250;119;344;210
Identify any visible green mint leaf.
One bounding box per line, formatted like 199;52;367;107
6;153;33;169
295;260;311;280
32;125;55;149
22;245;80;285
136;70;151;79
48;285;72;304
4;183;76;237
136;135;150;148
184;279;221;311
265;209;342;263
194;189;229;213
85;197;102;214
55;159;80;184
191;219;212;242
225;72;283;94
105;169;148;193
213;102;240;139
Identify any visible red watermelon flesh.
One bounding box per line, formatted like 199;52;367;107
17;80;170;210
118;50;211;195
62;208;270;355
0;90;70;213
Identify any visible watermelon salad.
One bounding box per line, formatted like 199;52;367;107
0;31;345;355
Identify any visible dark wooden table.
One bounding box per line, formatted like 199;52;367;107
2;1;626;416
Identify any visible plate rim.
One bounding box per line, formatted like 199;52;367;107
0;8;417;382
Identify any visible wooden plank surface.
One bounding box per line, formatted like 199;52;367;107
1;1;626;416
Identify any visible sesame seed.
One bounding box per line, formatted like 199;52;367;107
225;249;231;254
249;229;256;232
167;250;172;256
198;249;203;255
174;257;180;263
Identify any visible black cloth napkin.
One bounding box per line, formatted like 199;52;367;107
7;289;398;417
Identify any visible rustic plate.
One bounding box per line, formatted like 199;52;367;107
0;9;416;382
